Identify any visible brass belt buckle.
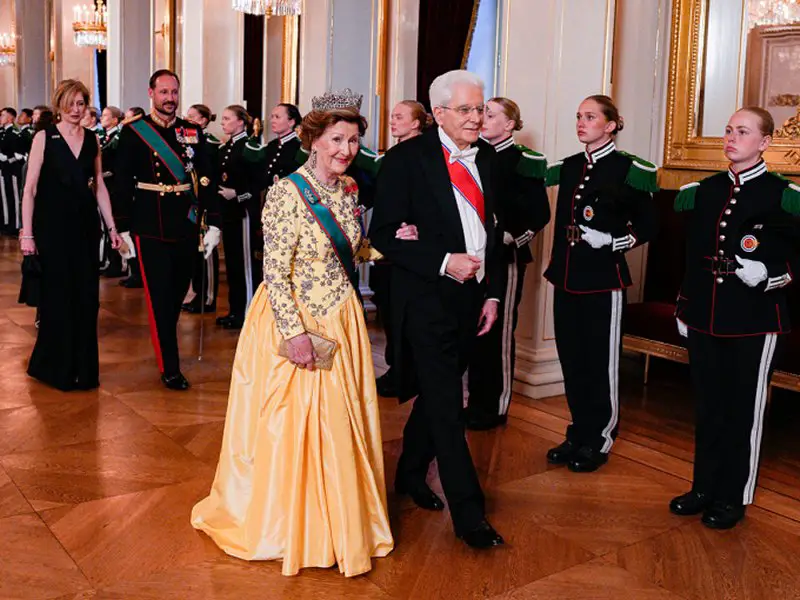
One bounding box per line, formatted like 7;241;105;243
164;184;174;193
566;225;581;243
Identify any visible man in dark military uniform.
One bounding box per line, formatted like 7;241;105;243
99;107;125;277
115;69;221;390
0;107;19;235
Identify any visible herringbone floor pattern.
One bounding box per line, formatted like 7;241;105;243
1;237;800;599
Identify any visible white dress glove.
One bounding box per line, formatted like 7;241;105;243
218;186;237;201
735;255;768;288
579;225;612;249
203;225;221;259
119;231;136;260
676;318;688;338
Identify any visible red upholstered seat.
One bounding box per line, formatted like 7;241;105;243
625;301;686;349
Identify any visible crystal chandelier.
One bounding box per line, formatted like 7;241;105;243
72;1;108;49
748;0;800;29
232;0;301;16
0;32;15;68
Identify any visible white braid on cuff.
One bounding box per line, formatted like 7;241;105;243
612;233;636;252
765;273;792;292
515;230;534;248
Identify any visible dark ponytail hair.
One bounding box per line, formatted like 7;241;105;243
190;103;216;126
584;94;624;135
278;103;302;129
225;104;254;135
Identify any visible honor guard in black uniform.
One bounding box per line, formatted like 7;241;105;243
262;103;302;190
544;95;658;473
0;107;19;234
98;106;124;277
183;104;222;314
115;70;221;390
466;98;551;430
669;107;800;529
215;105;264;330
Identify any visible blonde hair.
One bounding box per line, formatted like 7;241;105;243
488;97;523;131
399;100;433;132
52;79;90;118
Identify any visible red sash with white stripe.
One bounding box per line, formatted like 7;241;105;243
442;146;485;223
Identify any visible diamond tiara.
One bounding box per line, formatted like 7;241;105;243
311;88;363;112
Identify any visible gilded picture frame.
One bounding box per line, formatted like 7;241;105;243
662;0;800;188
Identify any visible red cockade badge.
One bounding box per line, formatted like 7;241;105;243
344;181;359;196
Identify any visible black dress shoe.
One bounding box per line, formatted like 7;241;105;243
702;502;746;530
546;440;577;465
216;313;237;326
465;412;508;431
161;372;190;391
222;317;244;330
567;446;609;473
120;276;143;289
101;266;126;278
375;370;399;398
456;519;505;549
669;490;712;516
395;480;445;511
183;302;216;314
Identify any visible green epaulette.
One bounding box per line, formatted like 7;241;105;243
674;181;700;212
295;146;310;166
205;133;222;146
242;139;266;163
353;144;381;176
777;173;800;215
515;145;547;180
545;160;562;187
620;151;659;193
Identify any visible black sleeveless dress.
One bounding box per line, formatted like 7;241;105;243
28;126;101;391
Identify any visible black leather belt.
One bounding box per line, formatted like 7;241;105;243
565;225;581;243
704;256;737;277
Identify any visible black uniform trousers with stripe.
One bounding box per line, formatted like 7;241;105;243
553;287;624;454
370;262;395;369
222;214;261;317
136;236;196;376
687;330;782;506
468;253;526;418
190;247;219;307
1;164;20;233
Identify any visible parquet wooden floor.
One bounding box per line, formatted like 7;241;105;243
2;236;800;599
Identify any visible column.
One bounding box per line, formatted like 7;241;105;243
202;0;244;138
105;0;151;111
496;0;617;399
180;0;204;108
384;0;419;148
14;0;49;109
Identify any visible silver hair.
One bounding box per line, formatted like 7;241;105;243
429;70;485;108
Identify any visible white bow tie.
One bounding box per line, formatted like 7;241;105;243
448;146;478;164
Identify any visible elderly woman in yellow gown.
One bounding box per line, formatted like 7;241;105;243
192;90;409;577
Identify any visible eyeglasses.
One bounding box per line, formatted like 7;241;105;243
440;105;485;117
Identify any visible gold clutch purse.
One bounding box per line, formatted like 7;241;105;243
278;331;338;371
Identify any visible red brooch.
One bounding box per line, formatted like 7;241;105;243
344;181;359;196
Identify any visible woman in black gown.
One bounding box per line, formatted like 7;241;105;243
19;79;122;391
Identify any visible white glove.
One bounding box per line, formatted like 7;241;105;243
218;186;237;201
676;318;688;338
203;225;221;259
503;231;514;245
579;225;612;249
119;231;136;260
735;255;768;288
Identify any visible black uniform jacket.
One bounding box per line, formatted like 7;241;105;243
114;115;220;241
217;131;262;223
544;140;658;293
262;131;301;190
491;137;551;264
675;162;800;337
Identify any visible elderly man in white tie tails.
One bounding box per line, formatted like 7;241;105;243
370;70;513;549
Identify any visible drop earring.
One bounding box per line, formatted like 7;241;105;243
309;149;318;169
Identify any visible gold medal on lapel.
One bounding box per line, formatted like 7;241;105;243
221;173;228;182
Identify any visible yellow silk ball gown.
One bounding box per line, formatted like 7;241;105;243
192;165;394;577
